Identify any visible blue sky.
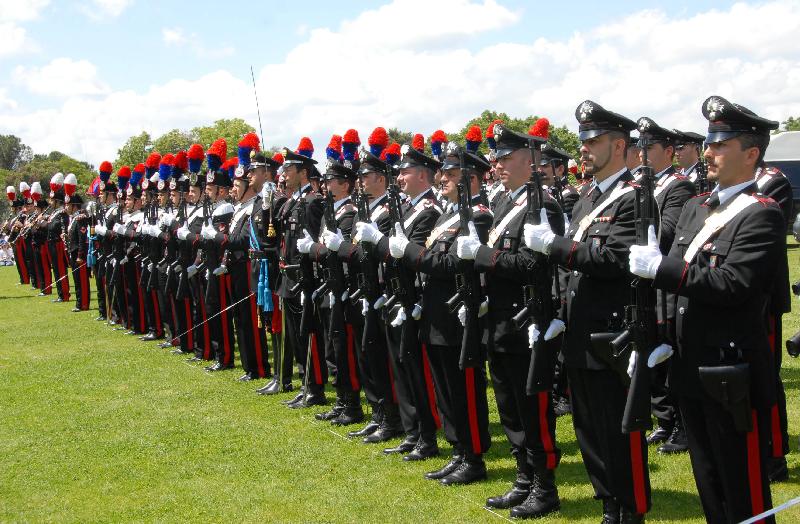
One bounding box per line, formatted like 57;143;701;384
1;0;798;163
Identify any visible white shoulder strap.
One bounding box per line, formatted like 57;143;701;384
682;193;758;263
572;183;635;241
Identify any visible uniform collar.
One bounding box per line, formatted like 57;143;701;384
712;179;756;206
292;183;311;200
409;187;433;207
369;193;387;211
593;167;627;194
333;196;350;211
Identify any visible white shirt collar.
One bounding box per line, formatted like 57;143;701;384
594;167;627;194
508;184;526;201
654;166;671;179
292;183;311;200
713;179;754;206
369;193;387;211
333;196;350;211
409;187;432;207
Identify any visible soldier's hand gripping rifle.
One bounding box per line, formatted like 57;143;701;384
611;137;659;433
311;170;346;303
350;166;381;308
296;196;317;339
512;135;563;394
444;142;484;369
194;194;211;274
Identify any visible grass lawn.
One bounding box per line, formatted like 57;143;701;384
0;244;799;523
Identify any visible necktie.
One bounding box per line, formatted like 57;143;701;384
706;193;720;209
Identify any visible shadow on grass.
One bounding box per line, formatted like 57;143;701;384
0;294;37;300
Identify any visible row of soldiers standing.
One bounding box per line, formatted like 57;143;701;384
3;94;793;523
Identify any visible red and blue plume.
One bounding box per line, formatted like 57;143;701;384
465;125;482;153
225;157;239;180
238;132;260;167
206;138;227;172
130;163;145;187
272;152;284;165
342;129;360;161
383;142;401;165
486;119;503;150
368;127;389;157
187;144;205;173
296;137;314;159
411;133;424;152
99;160;113;183
117;165;132;191
529;118;550;140
144;152;161;177
159;153;175;181
430;129;447;158
172;151;188;176
326;134;343;162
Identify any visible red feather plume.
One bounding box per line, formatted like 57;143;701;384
327;134;343;151
145;152;162;169
297;136;314;152
384;142;401;157
343;129;360;144
238;132;260;151
430;129;447;143
133;163;145;174
486;119;503;138
99;160;113;173
160;153;175;166
368;127;389;148
118;166;132;178
174;151;188;171
529;118;550;140
411;133;424;151
272;152;284;165
187;144;204;160
207;138;227;160
465;125;482;142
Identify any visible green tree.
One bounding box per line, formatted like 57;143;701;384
387;128;413;147
780;116;800;132
191;118;256;159
0;135;33;170
152;129;197;155
115;131;152;168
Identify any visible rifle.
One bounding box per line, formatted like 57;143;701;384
296;195;316;340
350;170;381;307
611;136;659;433
695;151;709;194
511;136;562;394
195;195;211;273
444;143;483;369
312;173;346;303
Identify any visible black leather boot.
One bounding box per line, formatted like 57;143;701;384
383;434;418;454
657;420;688;454
316;393;345;421
331;392;364;426
424;452;463;480
601;498;621;524
509;467;560;519
363;404;404;443
440;454;487;485
348;404;381;437
283;388;305;405
486;452;531;509
619;506;644;523
403;436;439;461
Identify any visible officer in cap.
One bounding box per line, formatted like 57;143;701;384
673;131;706;188
524;100;650;522
628;96;781;523
626;135;643;176
540;144;579;221
65;192;91;312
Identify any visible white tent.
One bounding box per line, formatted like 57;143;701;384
766;131;800;161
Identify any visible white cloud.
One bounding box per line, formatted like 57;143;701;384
0;0;49;22
81;0;133;20
160;26;234;58
3;0;800;165
13;58;110;97
0;0;48;57
162;27;186;46
0;88;17;110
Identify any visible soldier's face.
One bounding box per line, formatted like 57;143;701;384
398;167;427;198
283;164;300;190
327;178;349;200
674;144;699;168
494;148;530;190
704;138;760;186
626;146;641;169
361;172;385;197
218;187;230;200
170;191;181;206
639;143;673;172
205;184;218;201
125;196;135;211
158;192;169;206
440;168;460;201
580;134;618;176
539;163;559;186
247;166;266;191
233;179;249;200
188;186;201;204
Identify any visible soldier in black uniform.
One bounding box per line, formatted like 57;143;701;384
115;174;147;335
355;145;443;457
458;125;565;519
634;117;696;455
65;193;90;311
629;95;782;524
540;145;579;221
674;131;706;190
275;144;326;407
525;101;649;523
46;175;71;303
91;165;117;321
393;144;493;482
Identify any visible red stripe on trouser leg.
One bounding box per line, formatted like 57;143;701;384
219;276;232;365
56;242;70;299
538;391;557;469
40;247;51;293
465;368;482;454
80;264;89;309
746;410;765;519
184;298;194;350
387;355;398;403
250;294;265;377
271;292;282;333
310;332;323;385
151;290;162;336
200;295;211;359
770;404;782;458
16;239;29;282
135;267;145;333
629;431;647;515
169;296;178;345
421;344;441;429
345;323;360;391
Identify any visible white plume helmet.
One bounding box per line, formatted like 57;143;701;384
212;202;235;217
63;173;78;196
19;181;30;193
50;172;64;191
30;181;43;195
6;185;15;200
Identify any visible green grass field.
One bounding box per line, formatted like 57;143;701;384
0;247;799;523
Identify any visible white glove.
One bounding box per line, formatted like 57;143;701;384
456;221;481;260
523;208;555;254
627;351;637;378
373;295;388;310
261;182;275;206
628;225;662;279
147;262;155;272
120;256;128;265
390;307;407;327
563;213;571;232
341;290;349;302
95;224;107;236
648;343;674;368
360;298;369;316
186;264;198;278
147;224;159;237
322;228;344;251
176;226;190;241
327;291;336;307
411;303;422;320
300;292;306;306
162;213;175;227
389;223;410;259
113;223;124;235
457;305;466;326
354;221;384;244
528;323;541;349
296;229;314;254
478;298;489;318
201;224;217;240
544;318;566;341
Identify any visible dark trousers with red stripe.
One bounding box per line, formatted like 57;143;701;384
568;367;650;515
427;344;490;457
361;308;392;412
490;349;561;471
191;274;212;360
69;252;90;310
48;240;70;300
680;397;774;524
126;262;146;333
24;237;37;287
330;301;361;394
231;260;268;378
384;306;439;441
767;314;789;458
282;295;327;394
206;272;235;366
94;254;107;318
14;237;29;284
